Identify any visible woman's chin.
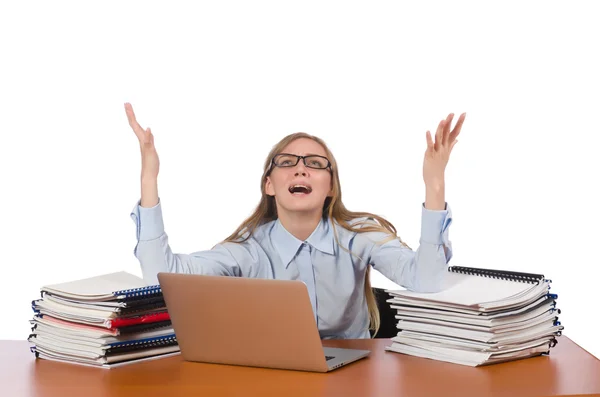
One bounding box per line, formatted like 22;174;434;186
281;197;323;213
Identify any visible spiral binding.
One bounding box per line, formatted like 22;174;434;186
113;285;163;299
448;266;545;284
106;334;178;355
109;333;177;348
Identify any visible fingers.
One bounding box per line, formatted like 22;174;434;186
443;113;454;145
427;112;464;156
124;102;147;142
449;112;466;142
434;120;445;151
426;130;434;151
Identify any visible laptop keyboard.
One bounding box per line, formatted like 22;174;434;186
325;355;335;361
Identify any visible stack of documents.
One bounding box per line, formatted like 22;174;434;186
28;271;180;368
384;266;563;366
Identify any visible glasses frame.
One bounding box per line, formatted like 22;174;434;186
269;153;332;172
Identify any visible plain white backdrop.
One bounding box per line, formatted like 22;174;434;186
1;1;598;360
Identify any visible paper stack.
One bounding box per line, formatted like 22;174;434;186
28;271;180;368
384;266;563;366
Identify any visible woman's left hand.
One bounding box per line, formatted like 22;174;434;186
423;112;466;188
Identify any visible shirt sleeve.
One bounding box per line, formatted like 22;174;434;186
130;198;242;285
368;203;453;292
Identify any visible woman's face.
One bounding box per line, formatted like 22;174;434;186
265;138;333;216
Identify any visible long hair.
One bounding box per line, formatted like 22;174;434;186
221;132;410;337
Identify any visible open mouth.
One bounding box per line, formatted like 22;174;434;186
288;184;312;195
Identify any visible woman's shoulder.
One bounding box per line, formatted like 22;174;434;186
335;216;386;233
333;216;394;243
344;216;380;228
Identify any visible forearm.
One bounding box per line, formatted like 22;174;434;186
370;239;449;293
141;176;159;208
425;182;445;211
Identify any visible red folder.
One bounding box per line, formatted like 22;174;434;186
107;311;171;328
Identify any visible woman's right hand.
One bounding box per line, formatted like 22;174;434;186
125;102;160;180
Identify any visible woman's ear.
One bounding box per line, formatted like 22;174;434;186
265;176;275;196
327;180;334;197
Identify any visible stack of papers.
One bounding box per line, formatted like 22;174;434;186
28;272;180;368
384;266;563;366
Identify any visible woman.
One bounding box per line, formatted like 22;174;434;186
126;102;466;339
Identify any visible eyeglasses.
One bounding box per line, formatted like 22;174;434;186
271;153;331;170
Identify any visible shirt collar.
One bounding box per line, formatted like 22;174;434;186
271;217;335;268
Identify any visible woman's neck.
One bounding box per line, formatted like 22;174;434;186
277;210;322;241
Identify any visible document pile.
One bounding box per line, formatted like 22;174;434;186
385;266;563;366
28;271;179;368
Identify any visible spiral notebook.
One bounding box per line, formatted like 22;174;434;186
40;271;162;302
30;271;180;368
30;333;180;368
385;266;562;366
386;266;553;312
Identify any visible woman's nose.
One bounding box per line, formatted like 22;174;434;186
294;159;308;176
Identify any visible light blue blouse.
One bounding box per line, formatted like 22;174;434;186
130;199;453;339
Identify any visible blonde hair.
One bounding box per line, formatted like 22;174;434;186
222;132;409;337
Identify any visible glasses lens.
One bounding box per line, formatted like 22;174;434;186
273;154;299;167
305;156;329;169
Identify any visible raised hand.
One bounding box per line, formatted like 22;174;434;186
423;112;466;188
125;102;160;180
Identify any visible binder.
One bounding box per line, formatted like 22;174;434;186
384;265;563;366
33;295;167;317
104;334;178;355
29;333;180;368
31;299;171;329
29;271;181;368
386;265;555;312
447;265;547;284
41;293;167;309
30;314;173;336
39;271;163;302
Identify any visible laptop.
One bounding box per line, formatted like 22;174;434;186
157;272;371;372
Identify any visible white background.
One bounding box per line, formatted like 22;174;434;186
1;1;598;360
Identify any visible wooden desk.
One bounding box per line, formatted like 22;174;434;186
2;336;599;397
